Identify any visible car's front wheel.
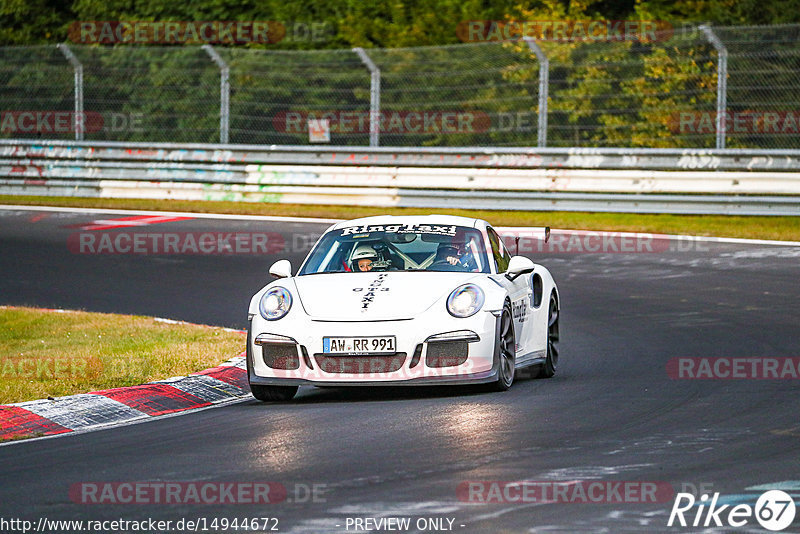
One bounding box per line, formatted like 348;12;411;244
246;324;299;402
250;384;298;402
491;302;515;391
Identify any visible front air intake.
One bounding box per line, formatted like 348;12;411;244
262;343;300;370
313;354;407;374
425;340;468;367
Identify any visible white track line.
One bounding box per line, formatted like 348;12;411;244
2;204;800;246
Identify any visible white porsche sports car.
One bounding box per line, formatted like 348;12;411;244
246;215;559;401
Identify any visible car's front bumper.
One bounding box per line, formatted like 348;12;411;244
247;310;500;386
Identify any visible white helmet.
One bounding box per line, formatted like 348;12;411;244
351;244;377;270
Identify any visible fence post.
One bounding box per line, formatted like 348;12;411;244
524;39;549;148
700;25;728;149
56;44;84;141
202;45;230;144
353;47;381;147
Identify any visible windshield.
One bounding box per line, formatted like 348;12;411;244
298;223;490;275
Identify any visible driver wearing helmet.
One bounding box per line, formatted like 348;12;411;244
351;244;378;272
438;239;474;265
436;243;462;266
434;240;474;269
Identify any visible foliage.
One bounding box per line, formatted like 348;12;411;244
3;0;800;48
1;1;798;148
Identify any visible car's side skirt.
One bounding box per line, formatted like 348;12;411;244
515;349;546;369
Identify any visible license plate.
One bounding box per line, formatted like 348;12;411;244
323;336;396;354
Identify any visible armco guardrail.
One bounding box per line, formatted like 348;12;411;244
1;140;799;215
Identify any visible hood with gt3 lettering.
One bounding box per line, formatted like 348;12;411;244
293;271;477;321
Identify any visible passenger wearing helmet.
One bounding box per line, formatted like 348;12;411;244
351;244;378;272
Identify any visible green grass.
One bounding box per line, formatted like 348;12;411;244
2;195;800;241
0;306;245;405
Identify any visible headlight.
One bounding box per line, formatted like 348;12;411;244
446;284;484;318
259;287;292;321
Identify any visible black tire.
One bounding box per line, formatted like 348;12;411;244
250;384;298;402
491;302;516;391
536;293;559;379
246;324;299;402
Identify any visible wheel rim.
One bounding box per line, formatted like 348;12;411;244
547;296;559;369
500;311;515;386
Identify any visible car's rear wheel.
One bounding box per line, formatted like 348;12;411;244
536;293;559;379
250;384;298;402
491;302;515;391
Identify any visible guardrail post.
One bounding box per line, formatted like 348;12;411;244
524;39;549;148
353;47;381;147
202;45;230;144
700;25;728;150
56;44;84;141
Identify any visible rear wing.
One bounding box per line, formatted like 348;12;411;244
495;226;551;255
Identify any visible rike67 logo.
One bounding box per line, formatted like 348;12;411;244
668;490;796;531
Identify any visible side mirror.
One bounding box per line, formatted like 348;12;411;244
269;259;292;279
505;255;535;280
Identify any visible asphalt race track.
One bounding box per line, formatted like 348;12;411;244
1;206;800;533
